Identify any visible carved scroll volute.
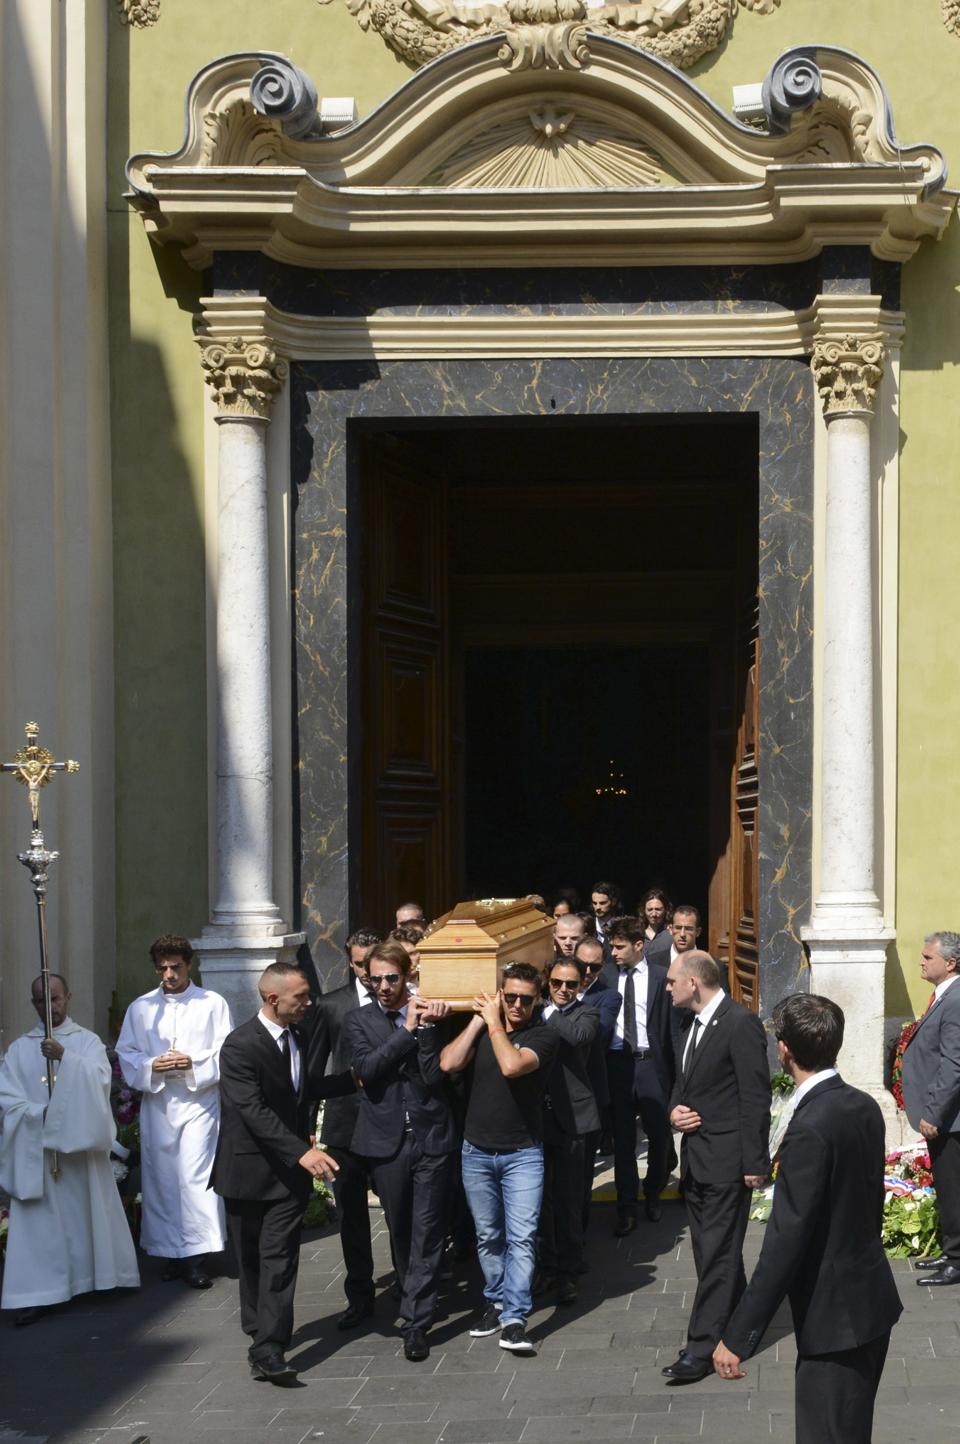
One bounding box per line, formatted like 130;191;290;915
117;0;161;26
199;337;288;422
811;334;886;419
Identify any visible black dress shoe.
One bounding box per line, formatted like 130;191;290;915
337;1301;374;1330
553;1278;578;1306
250;1353;297;1383
663;1355;712;1384
660;1349;687;1375
183;1264;213;1290
916;1263;960;1286
14;1308;44;1328
404;1327;430;1362
645;1197;663;1222
614;1212;637;1237
914;1254;950;1270
160;1260;182;1282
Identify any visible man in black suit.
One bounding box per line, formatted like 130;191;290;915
661;949;770;1385
344;941;457;1363
538;956;600;1302
714;994;903;1443
304;927;381;1330
601;915;676;1234
901;930;960;1286
576;936;621;1229
210;963;354;1384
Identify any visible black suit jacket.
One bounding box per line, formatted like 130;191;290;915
669;995;770;1184
723;1075;903;1358
544;1000;601;1137
210;1015;355;1202
345;1004;458;1159
600;960;677;1096
304;980;366;1149
581;978;622;1109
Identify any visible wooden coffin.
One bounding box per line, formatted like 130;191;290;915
416;897;555;1009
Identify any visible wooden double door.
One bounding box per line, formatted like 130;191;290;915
353;421;761;1009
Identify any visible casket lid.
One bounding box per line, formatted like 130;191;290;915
420;897;551;953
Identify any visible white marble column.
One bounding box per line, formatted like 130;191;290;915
192;337;304;1020
803;329;897;1127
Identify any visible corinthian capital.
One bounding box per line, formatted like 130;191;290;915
811;334;886;419
199;337;288;421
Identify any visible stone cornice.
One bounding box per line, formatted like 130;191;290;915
127;42;956;271
198;335;288;420
197;293;905;363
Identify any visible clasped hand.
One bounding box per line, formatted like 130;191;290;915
670;1104;702;1133
404;995;451;1031
152;1050;193;1072
473;991;503;1031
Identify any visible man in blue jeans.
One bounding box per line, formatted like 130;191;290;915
440;962;560;1356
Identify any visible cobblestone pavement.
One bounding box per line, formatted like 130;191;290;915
1;1202;958;1444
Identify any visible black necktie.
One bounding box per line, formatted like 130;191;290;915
684;1017;702;1079
623;969;638;1053
386;1010;401;1027
279;1029;293;1085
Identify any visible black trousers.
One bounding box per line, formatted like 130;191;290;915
327;1144;375;1308
225;1192;307;1362
795;1331;890;1444
683;1174;751;1360
581;1128;601;1233
930;1130;960;1262
368;1135;452;1332
540;1114;586;1280
607;1051;671;1213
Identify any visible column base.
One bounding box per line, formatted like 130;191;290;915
192;930;307;1022
801;923;900;1143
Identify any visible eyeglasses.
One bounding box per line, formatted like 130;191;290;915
367;973;401;987
549;978;579;991
502;992;536;1007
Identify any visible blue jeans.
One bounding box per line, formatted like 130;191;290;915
461;1140;544;1326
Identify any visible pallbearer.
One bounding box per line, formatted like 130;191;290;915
117;933;233;1288
0;974;140;1326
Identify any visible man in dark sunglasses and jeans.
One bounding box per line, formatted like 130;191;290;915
440;962;560;1356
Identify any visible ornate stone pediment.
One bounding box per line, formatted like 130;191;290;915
318;0;782;72
126;44;955;269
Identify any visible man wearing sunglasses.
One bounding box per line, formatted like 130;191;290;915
538;957;601;1302
344;942;456;1363
440;962;560;1356
575;936;622;1230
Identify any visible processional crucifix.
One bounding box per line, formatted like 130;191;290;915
1;722;79;1179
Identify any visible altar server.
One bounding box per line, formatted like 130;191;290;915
0;974;140;1326
117;933;233;1287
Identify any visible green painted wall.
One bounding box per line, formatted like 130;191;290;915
109;0;960;1014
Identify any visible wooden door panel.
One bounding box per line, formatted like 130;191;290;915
360;439;451;929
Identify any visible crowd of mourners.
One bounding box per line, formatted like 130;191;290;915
2;885;928;1444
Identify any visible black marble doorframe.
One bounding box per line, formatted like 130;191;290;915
290;355;813;1007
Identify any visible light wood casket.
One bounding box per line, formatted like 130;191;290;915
416;898;555;1009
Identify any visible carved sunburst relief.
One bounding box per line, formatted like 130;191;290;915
318;0;783;70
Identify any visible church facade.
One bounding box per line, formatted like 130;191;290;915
2;0;959;1133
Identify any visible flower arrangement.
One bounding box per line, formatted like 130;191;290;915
890;1021;919;1110
303;1178;336;1229
881;1146;940;1257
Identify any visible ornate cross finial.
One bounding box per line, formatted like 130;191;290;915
1;722;80;830
199;337;288;422
811;334;886;418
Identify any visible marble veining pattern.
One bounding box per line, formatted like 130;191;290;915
291;355;813;1005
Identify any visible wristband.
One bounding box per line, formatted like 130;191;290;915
489;1026;506;1036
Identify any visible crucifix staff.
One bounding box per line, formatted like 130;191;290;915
1;722;80;1180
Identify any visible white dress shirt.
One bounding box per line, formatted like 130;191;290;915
610;961;649;1051
934;974;960;1004
257;1010;301;1091
681;988;726;1072
791;1067;838;1107
355;975;374;1008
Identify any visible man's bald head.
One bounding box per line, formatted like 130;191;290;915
31;973;71;1028
676;950;721;989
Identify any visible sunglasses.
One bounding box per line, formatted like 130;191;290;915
367;973;402;987
582;962;603;973
549;978;579;990
502;992;536;1007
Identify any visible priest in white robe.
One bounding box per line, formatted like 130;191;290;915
0;973;140;1326
117;933;233;1288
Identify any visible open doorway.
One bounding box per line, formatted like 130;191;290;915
350;413;759;1001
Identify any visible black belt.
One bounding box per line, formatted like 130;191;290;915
608;1047;652;1061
